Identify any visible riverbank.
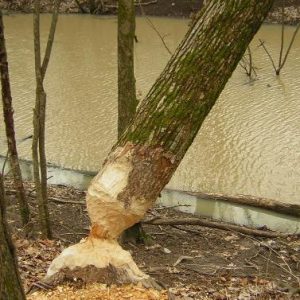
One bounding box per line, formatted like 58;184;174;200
4;178;300;299
0;0;300;24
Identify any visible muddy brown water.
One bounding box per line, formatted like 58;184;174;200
0;15;300;211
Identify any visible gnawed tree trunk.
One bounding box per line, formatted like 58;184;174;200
0;11;30;226
46;0;274;287
0;171;25;299
32;0;60;239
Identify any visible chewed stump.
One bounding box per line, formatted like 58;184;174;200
45;237;160;288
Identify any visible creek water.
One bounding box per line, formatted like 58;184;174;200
0;15;299;231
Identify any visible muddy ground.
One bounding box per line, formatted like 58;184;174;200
4;179;300;299
0;0;299;24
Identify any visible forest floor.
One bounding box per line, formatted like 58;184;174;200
0;0;299;24
4;178;300;299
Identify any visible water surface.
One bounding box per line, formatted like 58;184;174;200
0;15;299;205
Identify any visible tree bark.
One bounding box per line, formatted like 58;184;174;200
0;171;25;299
32;0;60;239
118;0;145;244
0;11;30;226
118;0;137;137
32;0;51;239
46;0;275;287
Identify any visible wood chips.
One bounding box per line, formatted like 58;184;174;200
27;283;168;300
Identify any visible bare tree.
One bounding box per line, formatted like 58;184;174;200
239;46;258;79
32;0;61;239
259;0;300;75
0;11;30;226
44;0;274;288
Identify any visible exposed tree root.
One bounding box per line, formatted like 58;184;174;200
42;237;161;290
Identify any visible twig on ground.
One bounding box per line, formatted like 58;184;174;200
170;224;212;245
58;232;87;236
244;258;259;271
26;281;53;294
239;234;300;287
259;252;300;286
173;256;194;267
5;188;85;205
182;265;218;276
49;197;85;205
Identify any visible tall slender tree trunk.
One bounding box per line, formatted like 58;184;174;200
118;0;144;243
0;11;30;226
118;0;137;137
32;0;60;239
0;171;25;300
46;0;274;287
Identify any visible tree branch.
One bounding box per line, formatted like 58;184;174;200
144;217;291;238
180;190;300;218
41;0;61;80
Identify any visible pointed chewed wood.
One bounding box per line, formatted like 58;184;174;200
45;237;161;289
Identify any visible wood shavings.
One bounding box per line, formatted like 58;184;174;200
27;283;168;300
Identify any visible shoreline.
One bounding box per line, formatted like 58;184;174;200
0;0;299;25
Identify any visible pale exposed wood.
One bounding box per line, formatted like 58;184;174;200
144;217;289;238
46;237;161;289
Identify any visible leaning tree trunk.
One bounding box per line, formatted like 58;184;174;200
46;0;274;287
0;171;25;299
0;11;30;226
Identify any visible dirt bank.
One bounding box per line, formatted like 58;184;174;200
0;0;299;24
4;178;300;299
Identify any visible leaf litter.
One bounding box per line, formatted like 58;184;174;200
4;178;300;299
